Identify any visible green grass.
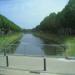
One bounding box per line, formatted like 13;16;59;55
65;36;75;56
0;33;22;49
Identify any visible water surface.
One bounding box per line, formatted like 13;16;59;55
7;33;64;56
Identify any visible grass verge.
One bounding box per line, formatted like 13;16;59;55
33;32;63;44
65;36;75;56
0;33;22;49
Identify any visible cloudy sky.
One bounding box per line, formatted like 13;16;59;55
0;0;69;29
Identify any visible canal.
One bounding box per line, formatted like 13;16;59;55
6;33;64;56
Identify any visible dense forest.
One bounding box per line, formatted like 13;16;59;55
0;14;21;35
34;0;75;37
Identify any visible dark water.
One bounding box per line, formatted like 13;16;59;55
6;33;64;56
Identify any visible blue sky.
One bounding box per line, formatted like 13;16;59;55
0;0;69;29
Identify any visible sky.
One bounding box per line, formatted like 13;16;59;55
0;0;69;29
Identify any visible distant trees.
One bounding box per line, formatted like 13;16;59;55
34;0;75;36
61;0;75;34
34;13;56;33
0;14;21;35
22;29;32;33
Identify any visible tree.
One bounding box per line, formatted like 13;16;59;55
34;0;75;36
0;14;21;35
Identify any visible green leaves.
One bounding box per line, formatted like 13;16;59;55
35;0;75;36
0;14;21;35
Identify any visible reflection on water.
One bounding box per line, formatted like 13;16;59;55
4;33;65;56
43;45;64;56
14;34;44;56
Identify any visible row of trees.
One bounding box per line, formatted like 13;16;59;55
0;14;21;35
34;0;75;36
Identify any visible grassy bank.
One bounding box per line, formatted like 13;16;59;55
33;32;75;56
0;33;22;49
65;36;75;56
33;32;63;44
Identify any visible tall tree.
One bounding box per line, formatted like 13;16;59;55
0;14;21;34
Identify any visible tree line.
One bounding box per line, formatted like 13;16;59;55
0;14;21;35
34;0;75;37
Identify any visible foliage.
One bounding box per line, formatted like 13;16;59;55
34;0;75;36
0;33;22;49
0;14;21;35
33;0;75;56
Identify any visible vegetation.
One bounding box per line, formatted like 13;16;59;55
0;14;21;35
33;32;63;44
33;0;75;56
65;37;75;56
22;29;32;33
0;14;22;52
0;33;22;48
34;0;75;36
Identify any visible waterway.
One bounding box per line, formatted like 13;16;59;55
7;33;64;56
